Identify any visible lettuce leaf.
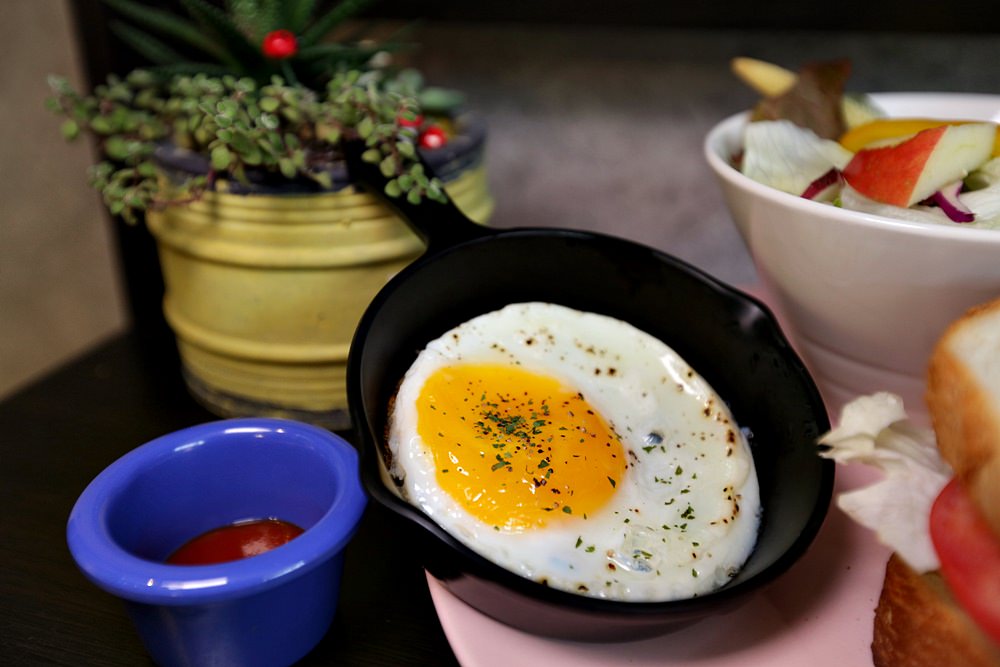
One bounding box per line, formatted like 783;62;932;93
818;392;951;572
741;120;853;196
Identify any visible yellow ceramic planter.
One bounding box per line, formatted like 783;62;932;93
147;164;493;429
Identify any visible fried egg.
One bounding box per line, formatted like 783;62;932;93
385;302;760;601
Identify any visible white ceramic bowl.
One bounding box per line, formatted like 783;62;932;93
705;93;1000;419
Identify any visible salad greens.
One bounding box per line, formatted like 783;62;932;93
734;59;1000;229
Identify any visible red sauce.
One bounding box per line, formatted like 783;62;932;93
166;518;305;566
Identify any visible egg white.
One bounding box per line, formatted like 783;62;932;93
386;302;760;601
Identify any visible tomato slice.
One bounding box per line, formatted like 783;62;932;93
930;478;1000;645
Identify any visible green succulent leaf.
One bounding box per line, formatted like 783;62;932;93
109;20;187;66
230;162;249;184
280;0;317;34
136;161;157;178
418;87;466;114
241;145;263;165
149;63;235;79
311;170;333;189
259;112;280;130
60;120;80;140
216;99;239;118
102;0;228;63
90;116;113;134
103;136;132;160
379;155;397;178
396;140;415;159
226;0;281;40
210;145;234;170
47;75;73;96
360;148;381;163
384;178;402;197
299;0;375;47
357;115;374;139
316;123;340;143
178;0;264;70
228;130;255;156
296;42;381;62
259;96;280;112
427;179;443;199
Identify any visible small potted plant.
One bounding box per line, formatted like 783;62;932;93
48;0;493;429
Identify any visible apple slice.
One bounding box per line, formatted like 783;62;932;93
841;123;996;207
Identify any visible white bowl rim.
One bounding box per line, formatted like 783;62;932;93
704;91;1000;243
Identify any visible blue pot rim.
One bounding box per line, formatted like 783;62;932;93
66;418;367;606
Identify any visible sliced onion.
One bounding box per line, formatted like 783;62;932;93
801;168;843;201
922;180;975;223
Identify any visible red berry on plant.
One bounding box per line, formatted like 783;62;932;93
419;125;448;149
262;30;298;59
398;113;425;128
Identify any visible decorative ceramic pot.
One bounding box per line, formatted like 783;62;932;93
146;113;492;429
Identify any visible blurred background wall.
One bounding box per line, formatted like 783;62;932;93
0;2;125;399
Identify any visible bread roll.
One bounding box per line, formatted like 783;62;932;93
873;554;1000;667
926;298;1000;538
872;297;1000;666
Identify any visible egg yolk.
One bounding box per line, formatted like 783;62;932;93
416;364;626;532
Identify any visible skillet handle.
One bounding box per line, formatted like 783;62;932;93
342;139;489;250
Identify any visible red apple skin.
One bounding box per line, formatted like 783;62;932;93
842;125;948;207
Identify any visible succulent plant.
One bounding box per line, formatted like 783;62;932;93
48;0;459;223
101;0;390;85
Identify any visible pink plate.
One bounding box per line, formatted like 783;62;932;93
426;285;893;666
428;463;888;667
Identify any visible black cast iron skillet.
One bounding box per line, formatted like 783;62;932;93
344;140;833;642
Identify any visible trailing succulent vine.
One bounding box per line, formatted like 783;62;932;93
47;0;461;223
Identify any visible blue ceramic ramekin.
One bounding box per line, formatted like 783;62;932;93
67;418;366;667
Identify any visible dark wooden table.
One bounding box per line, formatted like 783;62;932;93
0;331;460;666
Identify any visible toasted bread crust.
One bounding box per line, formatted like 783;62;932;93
875;298;1000;665
873;555;1000;667
926;298;1000;537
